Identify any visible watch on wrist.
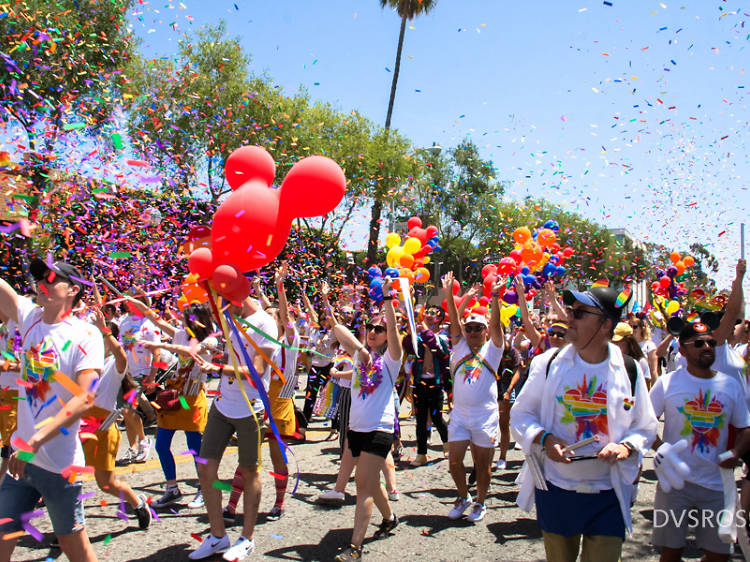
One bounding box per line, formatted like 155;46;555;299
621;441;637;457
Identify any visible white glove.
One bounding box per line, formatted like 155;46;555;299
654;440;691;492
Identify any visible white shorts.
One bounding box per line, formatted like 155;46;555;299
448;409;499;448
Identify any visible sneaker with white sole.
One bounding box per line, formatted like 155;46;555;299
134;438;153;463
467;502;486;522
187;490;204;509
222;536;254;561
188;533;230;560
116;447;137;467
151;486;182;509
318;489;345;503
448;495;473;520
134;495;152;529
388;489;399;501
495;459;506;471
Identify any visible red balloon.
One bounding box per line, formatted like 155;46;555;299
481;264;497;278
212;264;244;294
225;146;276;191
279;155;346;220
407;217;422;230
188;248;214;280
659;276;671;289
223;274;251;303
563;246;574;257
509;249;523;264
473;306;488;316
425;225;438;238
479;296;489;306
452;279;460;295
211;180;284;272
408;227;429;245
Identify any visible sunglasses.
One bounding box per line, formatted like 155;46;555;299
548;331;567;338
691;338;717;349
567;307;603;320
464;324;486;333
366;324;386;334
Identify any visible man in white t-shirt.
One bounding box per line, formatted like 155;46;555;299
442;271;505;523
0;316;20;481
511;283;658;562
650;319;750;561
191;296;279;561
0;259;103;562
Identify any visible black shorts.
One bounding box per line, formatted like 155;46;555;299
742;450;750;482
347;430;394;459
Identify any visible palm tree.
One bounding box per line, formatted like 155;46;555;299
366;0;437;264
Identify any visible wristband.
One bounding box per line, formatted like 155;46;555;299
100;329;112;336
382;295;393;301
540;431;551;448
620;441;637;457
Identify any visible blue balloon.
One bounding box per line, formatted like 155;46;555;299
384;267;400;278
369;277;384;290
368;266;382;279
556;266;566;276
542;263;556;277
548;255;559;264
368;287;383;301
544;220;560;232
521;266;530;275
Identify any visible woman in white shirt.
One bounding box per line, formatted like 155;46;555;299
323;278;403;561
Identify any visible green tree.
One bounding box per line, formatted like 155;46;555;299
367;0;437;264
0;0;134;153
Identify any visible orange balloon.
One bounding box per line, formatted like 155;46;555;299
513;226;532;245
669;251;680;264
176;296;189;312
415;267;430;283
182;282;208;305
537;228;556;248
520;244;534;263
675;261;686;276
399;268;415;283
398;253;415;269
683;256;694;267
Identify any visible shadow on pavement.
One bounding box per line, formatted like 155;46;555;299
486;516;542;544
127;543;193;561
264;527;352;560
399;513;474;536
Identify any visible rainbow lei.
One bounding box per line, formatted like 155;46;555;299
357;352;383;398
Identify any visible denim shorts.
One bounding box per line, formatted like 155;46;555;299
0;463;85;536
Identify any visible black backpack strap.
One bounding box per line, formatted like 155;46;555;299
544;347;564;379
623;355;638;396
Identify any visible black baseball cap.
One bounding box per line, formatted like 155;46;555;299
562;286;631;323
30;259;86;301
667;317;713;343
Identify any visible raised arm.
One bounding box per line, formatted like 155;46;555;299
300;284;319;325
514;275;542;347
275;262;295;342
441;272;462;347
382;277;402;362
489;275;505;347
544;280;567;319
93;309;127;374
251;276;273;310
714;258;746;346
457;283;480;319
0;278;19;324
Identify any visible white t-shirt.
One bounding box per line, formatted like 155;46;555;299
277;328;301;399
0;319;20;388
119;315;160;378
332;354;355;390
450;338;504;413
308;327;337;367
94;354;127;411
349;350;402;433
215;308;279;418
650;367;750;491
15;297;104;474
544;353;614;491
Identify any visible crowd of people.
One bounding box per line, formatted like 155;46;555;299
0;253;748;562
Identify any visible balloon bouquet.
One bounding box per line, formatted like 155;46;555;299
368;216;440;302
650;251;695;317
185;145;346;299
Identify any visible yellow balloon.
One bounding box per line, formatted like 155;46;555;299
422;257;430;265
666;300;679;316
386;246;403;268
403;236;422;255
385;232;401;249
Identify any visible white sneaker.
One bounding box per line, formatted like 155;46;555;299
134;438;153;463
188;533;230;560
467;502;486;522
514;442;523;450
448;495;472;520
187;490;204;509
495;459;506;470
223;536;254;561
317;489;345;502
388;489;399;501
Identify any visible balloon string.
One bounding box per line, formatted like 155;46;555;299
225;311;289;466
229;315;286;385
235;316;332;360
206;288;264;470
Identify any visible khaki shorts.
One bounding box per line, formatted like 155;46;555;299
82;424;121;472
200;403;262;467
0;389;18;445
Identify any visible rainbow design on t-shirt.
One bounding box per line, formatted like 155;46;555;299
678;388;725;454
23;336;58;408
557;375;609;441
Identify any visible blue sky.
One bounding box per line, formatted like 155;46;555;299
127;0;748;289
2;1;747;291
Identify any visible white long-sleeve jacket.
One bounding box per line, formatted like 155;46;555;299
510;343;658;534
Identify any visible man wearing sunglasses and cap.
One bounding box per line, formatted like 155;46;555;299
649;316;750;562
511;281;658;562
0;259;104;562
442;271;505;523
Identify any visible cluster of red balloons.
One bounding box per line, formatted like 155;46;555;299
651;252;695;302
187;146;346;302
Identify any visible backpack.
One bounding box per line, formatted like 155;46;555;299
545;346;638;396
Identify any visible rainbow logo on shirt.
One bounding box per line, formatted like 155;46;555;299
557;375;609;441
461;357;484;385
678;388;725;454
23;336;59;409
